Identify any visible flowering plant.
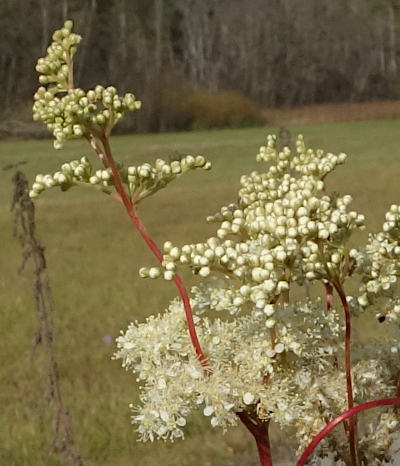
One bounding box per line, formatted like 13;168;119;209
31;22;400;465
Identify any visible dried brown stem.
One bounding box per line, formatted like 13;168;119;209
11;171;82;466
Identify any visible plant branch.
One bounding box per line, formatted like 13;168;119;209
318;242;357;465
334;281;358;466
59;37;208;372
73;180;121;201
91;133;211;372
296;397;400;466
65;52;74;90
83;131;109;167
209;264;243;285
237;411;273;466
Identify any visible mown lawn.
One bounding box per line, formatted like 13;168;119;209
0;120;399;465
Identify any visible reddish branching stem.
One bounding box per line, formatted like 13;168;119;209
96;135;211;372
296;397;400;466
237;412;273;466
334;282;357;466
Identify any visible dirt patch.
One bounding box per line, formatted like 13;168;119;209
262;100;400;126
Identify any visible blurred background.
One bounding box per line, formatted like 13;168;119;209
2;0;400;135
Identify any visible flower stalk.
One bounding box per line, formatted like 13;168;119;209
237;412;272;466
99;134;211;371
296;398;400;466
30;21;400;466
334;281;357;466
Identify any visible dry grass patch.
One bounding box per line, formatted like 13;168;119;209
263;100;400;125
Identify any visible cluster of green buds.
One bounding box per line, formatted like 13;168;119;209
30;156;92;197
30;154;211;203
353;205;400;317
143;135;365;308
256;135;347;181
126;155;211;203
33;85;141;149
35;20;81;91
33;21;141;149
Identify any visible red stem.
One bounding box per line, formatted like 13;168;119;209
296;397;400;466
98;135;211;371
237;412;273;466
256;440;273;466
334;282;357;466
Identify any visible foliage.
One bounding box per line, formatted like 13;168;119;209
28;21;400;466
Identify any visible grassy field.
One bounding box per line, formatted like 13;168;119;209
0;121;399;466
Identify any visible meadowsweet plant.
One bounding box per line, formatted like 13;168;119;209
30;22;400;466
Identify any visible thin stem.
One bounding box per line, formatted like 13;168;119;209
83;131;109;167
210;265;243;285
256;440;273;466
269;328;277;348
325;282;333;311
317;243;334;282
97;135;211;371
100;136;157;256
318;242;357;465
334;282;357;466
65;51;208;371
296;397;400;466
237;412;272;466
281;267;291;304
73;180;121;201
65;52;74;90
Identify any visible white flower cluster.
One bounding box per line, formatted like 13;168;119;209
33;21;141;148
116;134;400;463
114;298;343;440
115;296;400;462
190;281;247;315
352;205;400;322
357;411;400;465
29;155;211;202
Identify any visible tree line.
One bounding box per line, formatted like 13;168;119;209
1;0;400;132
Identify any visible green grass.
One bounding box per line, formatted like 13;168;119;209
0;121;399;465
